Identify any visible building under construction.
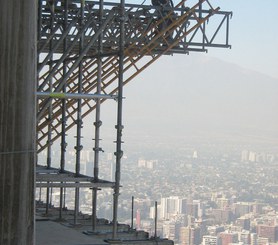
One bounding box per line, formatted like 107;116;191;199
0;0;231;244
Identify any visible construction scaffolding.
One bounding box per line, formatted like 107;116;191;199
36;0;232;239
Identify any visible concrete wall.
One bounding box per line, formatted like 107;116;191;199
0;0;36;244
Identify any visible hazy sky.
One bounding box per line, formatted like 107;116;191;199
205;0;278;79
120;0;278;79
120;0;278;143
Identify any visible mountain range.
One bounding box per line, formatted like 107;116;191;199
116;53;278;145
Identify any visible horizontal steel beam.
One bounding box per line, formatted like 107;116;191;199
36;165;114;188
36;174;94;182
37;92;118;100
36;182;114;188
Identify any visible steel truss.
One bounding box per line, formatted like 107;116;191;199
36;0;232;238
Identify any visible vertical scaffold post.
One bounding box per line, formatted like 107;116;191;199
92;0;104;232
112;0;125;239
226;13;230;46
131;196;134;229
59;0;69;220
74;0;85;225
37;0;43;207
155;201;158;238
46;0;55;215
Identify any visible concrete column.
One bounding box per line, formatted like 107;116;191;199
0;0;36;244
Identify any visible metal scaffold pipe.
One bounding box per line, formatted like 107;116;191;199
59;0;69;221
131;196;134;229
37;92;117;100
112;0;126;239
92;0;104;232
74;0;85;225
155;201;158;238
45;0;55;215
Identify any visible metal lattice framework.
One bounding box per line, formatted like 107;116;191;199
36;0;232;238
37;0;231;152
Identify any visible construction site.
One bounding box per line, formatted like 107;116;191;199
1;0;231;244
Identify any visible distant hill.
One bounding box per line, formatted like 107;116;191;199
119;53;278;144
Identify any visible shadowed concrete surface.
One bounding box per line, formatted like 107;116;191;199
36;218;174;245
0;0;36;244
35;203;174;245
36;219;107;245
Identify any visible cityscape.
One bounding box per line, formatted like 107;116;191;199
37;132;278;245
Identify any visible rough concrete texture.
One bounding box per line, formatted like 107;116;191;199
35;204;174;245
36;219;174;245
0;0;36;244
36;220;107;245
